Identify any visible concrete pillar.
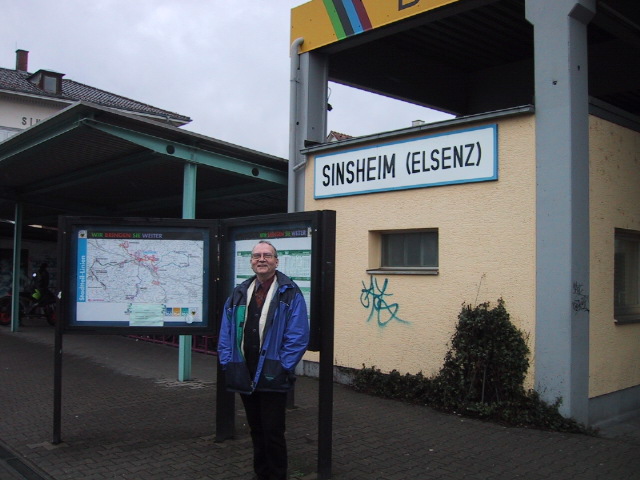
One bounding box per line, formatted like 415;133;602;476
289;49;328;213
526;0;595;424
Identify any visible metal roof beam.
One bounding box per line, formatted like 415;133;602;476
80;119;287;185
18;194;113;216
23;150;158;195
113;183;284;214
0;119;83;164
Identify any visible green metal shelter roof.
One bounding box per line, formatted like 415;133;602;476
0;102;288;229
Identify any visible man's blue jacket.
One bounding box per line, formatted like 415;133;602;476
217;270;309;394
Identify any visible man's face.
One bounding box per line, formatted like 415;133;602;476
250;243;278;280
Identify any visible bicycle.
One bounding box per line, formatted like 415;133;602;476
0;288;56;326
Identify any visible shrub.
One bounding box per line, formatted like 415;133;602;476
351;299;593;434
432;298;529;408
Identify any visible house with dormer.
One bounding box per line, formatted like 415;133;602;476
0;49;191;142
0;49;196;294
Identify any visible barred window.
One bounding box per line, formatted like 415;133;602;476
614;229;640;324
368;230;438;275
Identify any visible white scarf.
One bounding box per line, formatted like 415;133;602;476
244;276;278;347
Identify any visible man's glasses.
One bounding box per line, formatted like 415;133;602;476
251;253;275;260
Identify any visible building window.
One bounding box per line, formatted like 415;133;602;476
368;230;438;275
42;74;58;93
28;70;63;95
614;229;640;324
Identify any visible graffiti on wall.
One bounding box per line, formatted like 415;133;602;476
360;277;410;327
572;281;590;313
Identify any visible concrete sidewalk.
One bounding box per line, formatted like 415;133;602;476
1;324;639;480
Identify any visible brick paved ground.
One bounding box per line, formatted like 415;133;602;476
1;325;639;480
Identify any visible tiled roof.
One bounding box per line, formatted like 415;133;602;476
327;130;352;142
0;67;191;124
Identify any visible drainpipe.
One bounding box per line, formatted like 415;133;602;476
288;37;304;213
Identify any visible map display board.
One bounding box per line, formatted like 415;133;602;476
220;211;336;351
59;218;216;334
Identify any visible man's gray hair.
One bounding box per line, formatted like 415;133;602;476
254;240;278;257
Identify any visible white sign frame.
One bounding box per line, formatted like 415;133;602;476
314;124;498;198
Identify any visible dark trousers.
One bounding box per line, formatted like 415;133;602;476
240;391;288;480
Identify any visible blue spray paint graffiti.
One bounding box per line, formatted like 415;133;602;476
360;277;410;327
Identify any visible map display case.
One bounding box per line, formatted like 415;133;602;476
219;210;335;352
58;212;335;346
58;217;217;334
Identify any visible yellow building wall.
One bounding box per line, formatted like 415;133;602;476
304;115;537;379
589;116;640;397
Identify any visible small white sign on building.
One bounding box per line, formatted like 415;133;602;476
314;124;498;198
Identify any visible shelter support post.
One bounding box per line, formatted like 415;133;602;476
526;0;595;424
288;44;328;213
179;162;197;381
11;202;23;332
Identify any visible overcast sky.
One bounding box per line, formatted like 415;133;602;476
2;0;452;158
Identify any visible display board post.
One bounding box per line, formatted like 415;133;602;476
52;322;63;444
317;210;335;479
53;222;67;445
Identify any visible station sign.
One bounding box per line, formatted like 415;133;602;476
314;124;497;198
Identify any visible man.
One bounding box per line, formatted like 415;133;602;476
35;263;50;290
31;263;50;302
218;240;309;480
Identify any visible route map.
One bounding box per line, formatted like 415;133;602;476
75;229;206;326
